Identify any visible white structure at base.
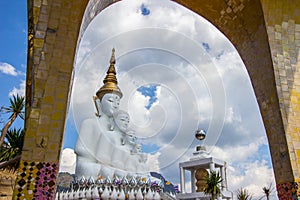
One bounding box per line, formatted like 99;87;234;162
176;147;232;200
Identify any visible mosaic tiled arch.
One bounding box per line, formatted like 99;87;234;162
15;161;57;199
14;0;300;199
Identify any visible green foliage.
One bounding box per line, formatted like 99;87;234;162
237;187;252;200
1;95;25;120
0;95;25;148
0;128;25;160
0;95;25;170
204;170;223;200
0;128;24;171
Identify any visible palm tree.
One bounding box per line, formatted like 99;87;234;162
262;184;273;200
0;95;25;148
204;170;223;200
237;187;252;200
0;128;25;170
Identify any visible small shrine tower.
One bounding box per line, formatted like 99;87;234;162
176;130;232;200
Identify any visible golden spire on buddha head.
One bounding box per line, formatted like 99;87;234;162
96;48;123;101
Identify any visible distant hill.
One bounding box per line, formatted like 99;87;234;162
56;172;75;192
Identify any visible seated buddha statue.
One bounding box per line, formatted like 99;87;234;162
74;49;122;179
74;49;150;180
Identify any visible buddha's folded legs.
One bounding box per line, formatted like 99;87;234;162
75;156;101;179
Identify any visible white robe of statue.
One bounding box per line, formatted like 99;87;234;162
75;93;149;179
109;111;149;177
74;93;121;179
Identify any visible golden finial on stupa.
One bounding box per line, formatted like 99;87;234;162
96;48;123;101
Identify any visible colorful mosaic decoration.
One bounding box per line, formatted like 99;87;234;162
13;161;58;200
277;182;299;200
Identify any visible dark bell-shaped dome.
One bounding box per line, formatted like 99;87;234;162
195;129;206;141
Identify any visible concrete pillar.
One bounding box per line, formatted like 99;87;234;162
191;169;196;193
180;167;186;193
209;162;215;171
220;166;225;191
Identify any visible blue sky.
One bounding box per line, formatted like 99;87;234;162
0;1;278;198
137;85;159;110
0;1;27;128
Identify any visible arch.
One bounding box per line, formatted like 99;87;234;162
13;0;299;199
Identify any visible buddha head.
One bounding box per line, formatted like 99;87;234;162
126;130;137;146
100;93;121;117
113;110;130;132
95;48;123;117
130;143;142;154
135;143;142;153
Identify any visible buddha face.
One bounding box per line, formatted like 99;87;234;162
126;133;136;145
115;112;130;132
135;144;142;153
100;93;120;117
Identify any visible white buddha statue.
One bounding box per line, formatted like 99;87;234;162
74;49;150;180
110;110;134;178
110;110;130;168
110;110;149;177
75;49;122;179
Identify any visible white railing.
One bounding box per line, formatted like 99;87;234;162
55;176;176;200
56;186;163;200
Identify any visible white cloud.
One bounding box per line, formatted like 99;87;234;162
225;107;241;124
128;90;151;129
9;80;25;97
146;151;161;172
0;62;18;76
59;148;76;174
228;160;277;199
211;136;267;164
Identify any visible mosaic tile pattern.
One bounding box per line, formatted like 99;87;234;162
13;161;58;199
277;182;299;200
